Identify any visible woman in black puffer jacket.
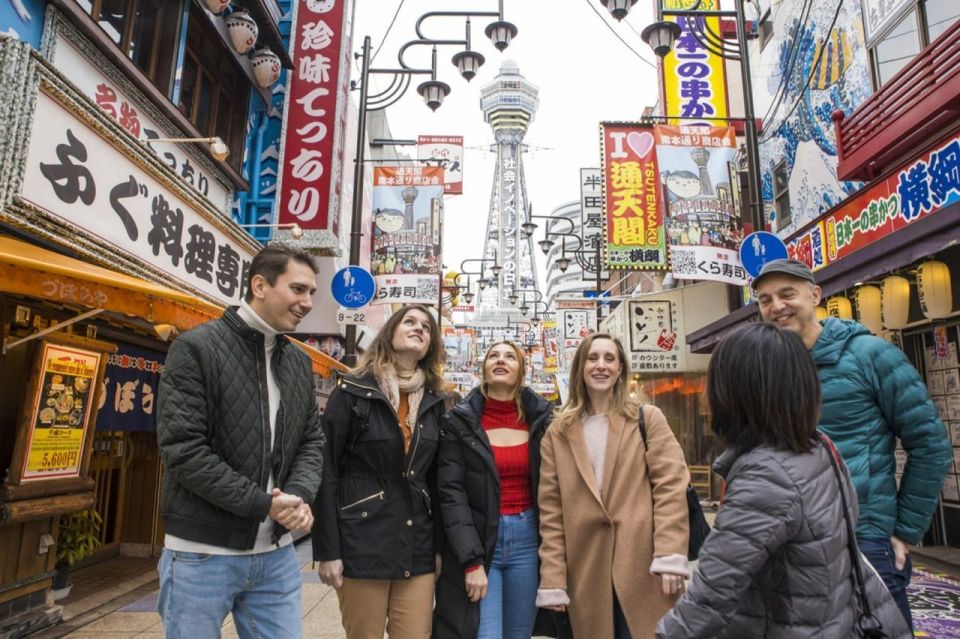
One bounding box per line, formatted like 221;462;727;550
657;323;911;639
433;341;555;639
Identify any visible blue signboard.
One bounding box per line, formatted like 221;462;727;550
739;231;788;278
96;346;165;432
332;266;376;309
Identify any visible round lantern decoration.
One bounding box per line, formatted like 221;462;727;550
225;11;258;55
251;48;281;88
826;296;853;320
205;0;231;14
856;285;882;335
881;275;910;329
917;260;953;319
815;306;828;321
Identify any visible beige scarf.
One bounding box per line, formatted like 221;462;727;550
376;365;426;433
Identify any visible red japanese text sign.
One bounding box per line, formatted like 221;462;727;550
600;123;665;270
277;0;352;233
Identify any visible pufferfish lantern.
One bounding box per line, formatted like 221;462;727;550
442;271;461;309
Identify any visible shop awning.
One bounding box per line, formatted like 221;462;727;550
0;236;346;377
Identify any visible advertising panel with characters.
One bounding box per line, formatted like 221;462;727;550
22;343;102;481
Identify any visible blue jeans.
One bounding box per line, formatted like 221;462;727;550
859;537;913;631
158;544;302;639
478;508;539;639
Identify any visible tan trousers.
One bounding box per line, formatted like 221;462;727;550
337;573;434;639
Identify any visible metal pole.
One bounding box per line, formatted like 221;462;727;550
735;0;764;234
344;36;372;367
595;241;602;331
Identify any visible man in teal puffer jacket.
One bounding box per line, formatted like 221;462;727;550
753;258;952;631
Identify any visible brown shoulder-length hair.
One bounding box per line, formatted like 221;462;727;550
353;305;445;393
708;322;820;453
479;340;527;423
552;333;639;436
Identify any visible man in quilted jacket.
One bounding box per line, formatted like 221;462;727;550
754;258;951;631
156;244;325;639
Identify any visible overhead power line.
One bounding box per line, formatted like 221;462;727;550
372;0;407;64
583;0;658;70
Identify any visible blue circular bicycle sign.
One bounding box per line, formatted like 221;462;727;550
331;267;376;309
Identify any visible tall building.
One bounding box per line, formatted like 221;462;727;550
544;201;594;307
478;61;540;308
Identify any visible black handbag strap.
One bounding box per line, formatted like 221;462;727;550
638;405;648;448
820;433;884;635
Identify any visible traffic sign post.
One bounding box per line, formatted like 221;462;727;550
739;231;788;278
331;267;376;309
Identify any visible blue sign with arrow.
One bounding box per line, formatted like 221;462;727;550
331;266;376;309
739;231;789;278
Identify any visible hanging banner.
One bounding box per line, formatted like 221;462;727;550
276;0;353;240
443;326;476;375
370;166;444;282
96;346;164;432
661;0;729;125
22;343;102;481
655;125;742;251
543;320;559;374
600;123;665;270
580;168;610;281
418;135;464;195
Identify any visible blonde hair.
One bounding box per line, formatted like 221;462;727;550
353;305;445;393
552;333;639;435
479;340;526;423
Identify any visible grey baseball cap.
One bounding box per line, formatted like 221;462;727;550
752;258;816;290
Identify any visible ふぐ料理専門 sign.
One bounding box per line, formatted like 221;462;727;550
20;90;257;305
276;0;353;240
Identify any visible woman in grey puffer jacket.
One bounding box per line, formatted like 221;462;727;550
657;323;911;639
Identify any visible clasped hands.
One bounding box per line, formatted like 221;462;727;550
268;488;313;532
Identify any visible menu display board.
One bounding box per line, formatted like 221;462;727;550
21;343;102;481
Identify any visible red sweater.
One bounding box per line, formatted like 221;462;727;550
481;397;533;516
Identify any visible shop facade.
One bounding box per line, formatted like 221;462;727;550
689;18;960;546
0;3;346;632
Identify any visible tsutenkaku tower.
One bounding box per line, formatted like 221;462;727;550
479;61;539;308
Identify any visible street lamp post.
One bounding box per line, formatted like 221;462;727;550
639;0;765;235
522;212;605;330
343;4;518;365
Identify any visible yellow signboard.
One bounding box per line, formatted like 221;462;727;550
661;0;729;125
22;343;102;481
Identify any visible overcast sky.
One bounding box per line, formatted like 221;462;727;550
352;0;661;288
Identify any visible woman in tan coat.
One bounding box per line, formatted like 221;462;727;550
536;333;690;639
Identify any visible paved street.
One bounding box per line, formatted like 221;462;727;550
27;541;960;638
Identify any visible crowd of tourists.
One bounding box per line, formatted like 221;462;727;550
154;245;951;638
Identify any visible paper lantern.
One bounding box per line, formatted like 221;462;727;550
917;260;953;319
856;285;882;334
251;48;281;88
827;296;853;319
815;306;828;321
225;10;258;55
881;275;910;329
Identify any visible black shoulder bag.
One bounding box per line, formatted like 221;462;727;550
821;433;889;639
638;406;710;560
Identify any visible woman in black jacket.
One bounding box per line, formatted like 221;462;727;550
312;305;446;639
433;341;554;639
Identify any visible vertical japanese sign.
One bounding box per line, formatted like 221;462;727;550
96;346;164;431
23;344;102;481
418;135;464;195
277;0;352;234
661;0;728;124
600;123;665;270
580;168;610;282
653;125;745;283
370;166;443;305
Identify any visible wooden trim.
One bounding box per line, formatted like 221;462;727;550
0;575;53;602
1;491;96;525
47;0;249;190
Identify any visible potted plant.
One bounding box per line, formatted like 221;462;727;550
53;508;103;600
